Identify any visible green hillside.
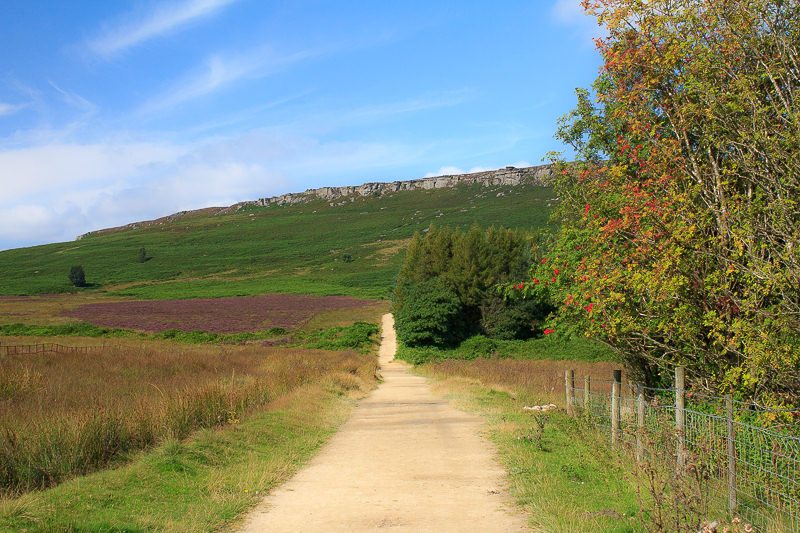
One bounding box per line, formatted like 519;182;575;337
0;182;555;300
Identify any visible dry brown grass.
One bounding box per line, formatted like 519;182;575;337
362;238;411;265
0;294;131;326
0;338;377;495
421;358;622;404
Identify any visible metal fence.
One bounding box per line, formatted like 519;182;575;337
0;342;105;356
565;368;800;533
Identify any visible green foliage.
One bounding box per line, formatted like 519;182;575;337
394;223;547;344
137;247;147;263
340;253;353;263
0;322;289;345
68;265;86;287
393;277;466;347
481;296;553;340
543;0;800;403
395;334;616;365
302;322;379;352
0;182;554;299
457;335;497;359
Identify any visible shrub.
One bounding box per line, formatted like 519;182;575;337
137;247;147;263
68;266;86;287
457;335;497;359
393;277;466;347
481;297;554;340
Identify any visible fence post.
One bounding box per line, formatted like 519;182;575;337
675;366;686;472
565;370;575;414
726;396;737;512
611;370;621;445
636;383;645;463
584;375;590;412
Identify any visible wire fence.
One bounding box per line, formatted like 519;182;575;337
565;368;800;533
0;342;106;356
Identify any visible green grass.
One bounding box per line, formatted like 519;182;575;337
0;376;373;532
0;321;379;352
0;183;554;299
395;333;617;364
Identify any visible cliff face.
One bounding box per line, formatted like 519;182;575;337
76;164;552;239
250;163;553;207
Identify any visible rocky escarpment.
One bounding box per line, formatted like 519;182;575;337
76;164;553;240
247;163;552;207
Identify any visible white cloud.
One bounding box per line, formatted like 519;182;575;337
0;142;184;200
0;103;23;116
0;129;424;250
88;0;240;58
424;166;465;178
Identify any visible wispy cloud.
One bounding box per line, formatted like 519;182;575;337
49;82;97;115
138;46;321;116
88;0;240;58
0;103;23;116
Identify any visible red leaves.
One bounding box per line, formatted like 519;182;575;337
544;329;555;335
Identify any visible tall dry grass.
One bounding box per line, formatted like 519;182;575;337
0;340;376;495
421;358;622;403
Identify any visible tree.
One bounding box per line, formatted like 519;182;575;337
137;247;147;263
394;224;545;343
542;0;800;403
394;277;466;347
69;265;86;287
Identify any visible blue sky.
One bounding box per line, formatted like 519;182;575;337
0;0;602;251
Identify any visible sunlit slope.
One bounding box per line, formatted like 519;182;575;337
0;183;554;299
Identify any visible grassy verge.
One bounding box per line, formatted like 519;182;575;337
0;372;376;532
415;359;641;533
395;334;617;364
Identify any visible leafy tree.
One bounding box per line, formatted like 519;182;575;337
541;0;800;403
394;224;543;343
68;265;86;287
394;277;466;347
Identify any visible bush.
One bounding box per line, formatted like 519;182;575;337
457;335;497;359
393;277;466;347
137;247;147;263
481;297;554;340
68;266;86;287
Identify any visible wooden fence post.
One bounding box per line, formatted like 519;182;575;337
584;375;591;412
726;396;737;512
636;383;645;463
675;366;686;472
565;370;575;414
612;370;621;445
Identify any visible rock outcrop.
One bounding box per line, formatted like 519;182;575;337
249;164;552;207
76;164;552;240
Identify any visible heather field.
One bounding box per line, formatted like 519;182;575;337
62;293;380;333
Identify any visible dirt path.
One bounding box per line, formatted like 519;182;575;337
237;313;530;532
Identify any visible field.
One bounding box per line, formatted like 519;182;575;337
0;182;555;299
62;293;379;333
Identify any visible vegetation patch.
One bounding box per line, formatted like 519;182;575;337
0;341;377;496
62;293;380;333
0;376;374;532
395;334;616;365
